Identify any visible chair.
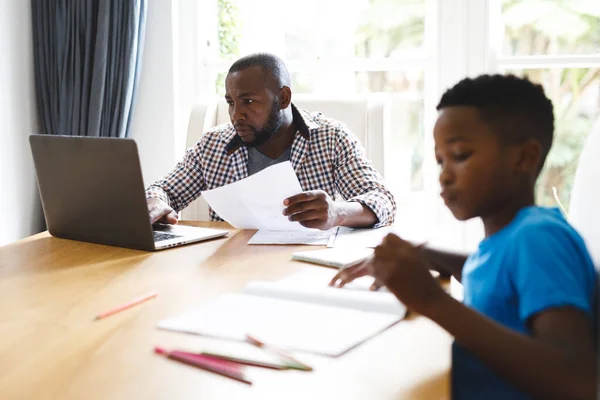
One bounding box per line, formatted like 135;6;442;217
181;94;391;221
568;120;600;399
569;120;600;266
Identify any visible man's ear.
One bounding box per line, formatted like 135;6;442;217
279;86;292;109
515;139;543;175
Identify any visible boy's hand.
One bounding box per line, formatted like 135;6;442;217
329;256;384;291
372;233;448;316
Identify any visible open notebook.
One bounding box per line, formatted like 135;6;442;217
157;268;406;356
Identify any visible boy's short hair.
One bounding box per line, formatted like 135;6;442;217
437;74;554;171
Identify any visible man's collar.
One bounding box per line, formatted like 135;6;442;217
224;103;319;155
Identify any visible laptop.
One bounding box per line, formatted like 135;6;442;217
29;135;229;251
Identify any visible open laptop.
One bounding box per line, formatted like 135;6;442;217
29;135;229;251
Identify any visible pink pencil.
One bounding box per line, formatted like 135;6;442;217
95;291;158;320
154;347;252;385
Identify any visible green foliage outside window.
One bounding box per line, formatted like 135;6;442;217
214;0;600;209
502;0;600;209
216;0;241;94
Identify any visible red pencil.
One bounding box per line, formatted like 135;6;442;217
154;347;252;385
95;291;158;320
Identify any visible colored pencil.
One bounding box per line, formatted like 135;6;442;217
245;334;313;372
154;347;252;385
95;291;158;320
200;352;290;370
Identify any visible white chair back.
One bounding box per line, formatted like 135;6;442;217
569;120;600;267
182;94;391;221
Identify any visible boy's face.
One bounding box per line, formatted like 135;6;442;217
433;106;517;221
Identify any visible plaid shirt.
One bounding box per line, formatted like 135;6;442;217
146;105;396;227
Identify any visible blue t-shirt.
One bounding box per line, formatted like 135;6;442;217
452;206;597;400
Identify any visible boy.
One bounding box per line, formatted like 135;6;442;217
331;75;597;399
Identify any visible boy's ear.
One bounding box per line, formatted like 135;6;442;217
514;139;543;175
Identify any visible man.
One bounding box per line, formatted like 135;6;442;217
146;53;396;230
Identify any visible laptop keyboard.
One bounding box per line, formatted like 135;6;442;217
153;231;183;242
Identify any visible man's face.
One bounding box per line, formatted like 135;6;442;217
225;66;283;147
433;107;516;221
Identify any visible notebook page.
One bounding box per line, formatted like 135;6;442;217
157;293;400;356
276;267;388;291
291;247;374;268
243;269;406;316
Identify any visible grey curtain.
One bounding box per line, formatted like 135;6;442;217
31;0;146;138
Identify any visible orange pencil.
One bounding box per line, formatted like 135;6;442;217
95;291;158;320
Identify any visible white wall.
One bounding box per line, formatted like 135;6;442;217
130;0;209;186
129;0;179;186
0;0;44;246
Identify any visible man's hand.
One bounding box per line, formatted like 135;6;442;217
147;198;178;225
371;233;447;316
283;190;341;230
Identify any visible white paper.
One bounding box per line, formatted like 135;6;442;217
328;225;428;248
276;267;388;292
291;247;374;268
201;162;307;230
157;293;400;356
247;228;335;245
328;226;394;248
244;280;403;315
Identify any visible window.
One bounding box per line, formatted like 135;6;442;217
495;0;600;210
191;0;600;250
203;0;429;198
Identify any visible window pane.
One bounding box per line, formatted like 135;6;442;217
500;0;600;56
212;0;428;201
355;71;425;193
503;67;600;209
216;0;426;61
355;0;426;59
290;70;425;193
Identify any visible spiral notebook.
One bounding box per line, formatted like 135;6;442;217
291;247;374;269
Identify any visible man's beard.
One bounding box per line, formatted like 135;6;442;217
241;98;283;148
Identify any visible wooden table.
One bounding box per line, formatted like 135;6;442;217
0;222;452;400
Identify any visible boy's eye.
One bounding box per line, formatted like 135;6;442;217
244;99;254;104
452;151;472;162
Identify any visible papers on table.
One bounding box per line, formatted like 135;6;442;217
328;226;428;248
328;226;394;248
247;228;336;245
201;161;306;231
291;247;374;268
200;160;427;246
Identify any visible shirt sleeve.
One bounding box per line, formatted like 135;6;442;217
332;126;397;228
145;143;206;212
511;223;596;323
